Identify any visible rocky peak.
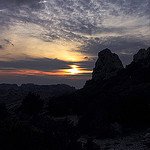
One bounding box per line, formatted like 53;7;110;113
133;47;150;63
92;48;124;81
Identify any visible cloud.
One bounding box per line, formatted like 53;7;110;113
4;39;14;46
0;0;42;10
0;57;94;72
0;58;72;71
77;36;149;54
75;35;150;65
1;0;149;42
84;57;88;59
0;0;149;63
75;60;95;71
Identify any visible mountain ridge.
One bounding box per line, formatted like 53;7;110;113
0;83;76;104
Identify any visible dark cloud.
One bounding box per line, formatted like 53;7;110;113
75;60;95;71
107;0;150;16
76;36;149;65
0;57;93;72
0;58;72;71
4;39;14;46
0;68;15;70
78;36;149;54
0;0;42;10
84;57;88;59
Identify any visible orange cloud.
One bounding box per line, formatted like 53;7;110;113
0;65;92;77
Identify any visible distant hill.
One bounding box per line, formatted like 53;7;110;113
0;83;76;104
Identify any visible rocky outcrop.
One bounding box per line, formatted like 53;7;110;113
133;47;150;63
92;48;124;81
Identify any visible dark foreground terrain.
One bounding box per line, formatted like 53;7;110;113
1;47;150;150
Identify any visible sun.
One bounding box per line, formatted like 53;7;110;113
60;65;92;75
68;65;80;74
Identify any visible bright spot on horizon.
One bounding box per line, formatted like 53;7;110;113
68;65;81;75
62;65;92;75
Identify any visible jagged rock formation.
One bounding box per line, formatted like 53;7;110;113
48;47;150;138
92;48;124;81
133;47;150;63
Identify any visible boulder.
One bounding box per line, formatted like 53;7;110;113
92;48;124;81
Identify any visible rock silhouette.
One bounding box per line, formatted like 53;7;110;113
133;47;150;63
92;48;124;81
48;47;150;138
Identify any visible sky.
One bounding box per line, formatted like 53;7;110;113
0;0;150;88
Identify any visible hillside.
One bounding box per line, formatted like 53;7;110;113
48;47;150;137
0;83;76;104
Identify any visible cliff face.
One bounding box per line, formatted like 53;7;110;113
92;48;124;81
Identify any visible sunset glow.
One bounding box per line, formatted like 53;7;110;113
63;65;92;75
67;65;81;75
0;65;92;77
0;0;149;88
